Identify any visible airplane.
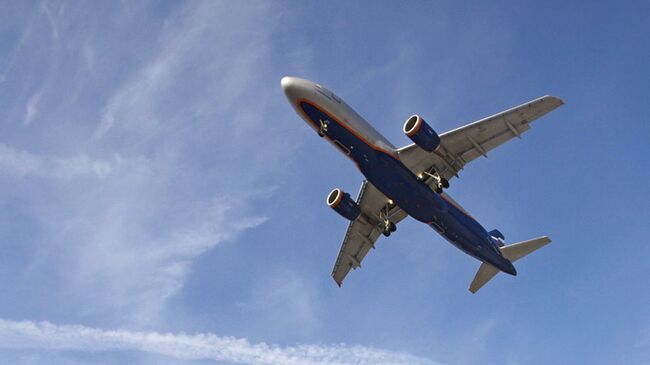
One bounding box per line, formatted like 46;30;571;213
281;76;563;293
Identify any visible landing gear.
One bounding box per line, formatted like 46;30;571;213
419;169;449;194
318;119;329;137
434;177;449;194
441;177;449;189
380;201;398;237
382;221;397;237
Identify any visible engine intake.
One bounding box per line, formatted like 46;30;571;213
327;188;361;221
403;115;440;152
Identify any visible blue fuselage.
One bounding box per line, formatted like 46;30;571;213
299;100;516;275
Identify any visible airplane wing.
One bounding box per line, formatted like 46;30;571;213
396;95;564;182
331;180;408;286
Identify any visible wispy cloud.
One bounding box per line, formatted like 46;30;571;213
239;271;322;341
39;1;60;41
0;319;437;365
22;90;42;125
0;143;118;179
0;1;298;327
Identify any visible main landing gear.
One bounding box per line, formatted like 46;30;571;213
417;170;449;194
382;221;397;237
318;119;329;137
380;201;398;237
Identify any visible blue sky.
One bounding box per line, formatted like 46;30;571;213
0;1;649;364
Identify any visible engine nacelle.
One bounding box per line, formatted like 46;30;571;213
403;115;440;152
327;188;361;221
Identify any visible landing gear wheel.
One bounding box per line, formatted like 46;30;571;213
318;119;329;138
441;178;449;189
382;221;396;236
387;221;397;232
435;186;443;194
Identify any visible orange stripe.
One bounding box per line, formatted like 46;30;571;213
439;193;479;224
297;98;400;160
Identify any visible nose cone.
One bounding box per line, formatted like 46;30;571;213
281;76;301;101
280;76;292;92
280;76;295;91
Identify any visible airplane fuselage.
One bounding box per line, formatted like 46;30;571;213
282;77;516;275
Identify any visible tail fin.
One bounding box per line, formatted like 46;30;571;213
469;236;551;293
488;229;505;247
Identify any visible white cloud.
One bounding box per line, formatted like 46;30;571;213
0;319;437;365
23;90;42;125
39;1;60;41
240;271;322;341
94;1;274;141
64;195;269;325
0;143;118;180
0;1;301;328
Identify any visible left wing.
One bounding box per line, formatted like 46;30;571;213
397;95;564;182
331;181;408;286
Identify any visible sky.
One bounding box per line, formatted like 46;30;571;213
0;0;649;364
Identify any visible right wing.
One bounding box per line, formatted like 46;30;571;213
331;181;408;286
397;95;564;182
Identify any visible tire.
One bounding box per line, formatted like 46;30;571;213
388;222;397;232
441;178;450;189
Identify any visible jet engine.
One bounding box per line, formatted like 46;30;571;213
403;115;440;152
327;188;361;221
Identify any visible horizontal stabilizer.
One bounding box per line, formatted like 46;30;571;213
500;236;551;262
469;236;552;293
469;262;500;293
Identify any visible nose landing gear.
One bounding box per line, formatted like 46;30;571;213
318;119;329;137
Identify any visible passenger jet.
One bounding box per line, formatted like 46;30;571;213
281;76;563;292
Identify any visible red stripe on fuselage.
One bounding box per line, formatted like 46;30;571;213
297;98;400;160
438;193;480;225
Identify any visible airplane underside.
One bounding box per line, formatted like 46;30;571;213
299;100;516;275
282;76;561;291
